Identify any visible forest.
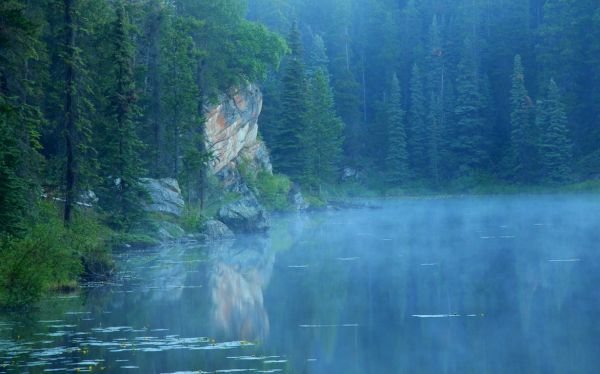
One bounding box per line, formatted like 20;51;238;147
1;0;600;307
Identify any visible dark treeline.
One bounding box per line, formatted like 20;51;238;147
250;0;600;190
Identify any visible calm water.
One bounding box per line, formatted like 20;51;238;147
2;195;600;373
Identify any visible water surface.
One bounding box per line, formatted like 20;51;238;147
2;195;600;373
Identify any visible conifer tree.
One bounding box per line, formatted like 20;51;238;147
0;0;43;234
386;74;409;185
408;64;428;180
539;79;573;183
98;1;145;229
270;21;309;180
453;37;487;175
509;55;536;182
303;69;344;189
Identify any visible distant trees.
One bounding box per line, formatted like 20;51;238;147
538;79;573;183
385;74;409;184
509;55;536;183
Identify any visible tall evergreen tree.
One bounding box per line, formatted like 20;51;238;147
270;21;309;180
452;37;487;175
98;1;145;229
539;79;573;183
385;74;409;184
0;0;43;234
303;69;345;189
408;64;428;179
509;55;536;182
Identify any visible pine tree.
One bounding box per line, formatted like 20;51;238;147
0;0;43;234
539;79;573;183
307;34;329;78
453;37;487;175
303;68;345;190
509;55;536;182
428;92;442;186
385;74;409;185
270;21;309;180
408;64;428;180
98;1;145;229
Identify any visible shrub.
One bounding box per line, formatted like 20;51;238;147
0;202;113;307
255;172;292;211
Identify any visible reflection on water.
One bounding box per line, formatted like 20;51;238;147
1;195;600;373
209;239;274;342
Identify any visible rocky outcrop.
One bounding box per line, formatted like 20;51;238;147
140;178;185;217
204;84;273;233
217;196;270;234
202;220;235;240
204;84;272;178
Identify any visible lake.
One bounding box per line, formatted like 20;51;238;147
2;195;600;373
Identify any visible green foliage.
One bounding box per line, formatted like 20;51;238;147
0;202;111;307
270;21;308;179
452;37;488;176
303;68;345;189
385;74;410;185
255;172;292;211
509;55;537;182
538;79;573;184
408;64;428;180
97;1;146;230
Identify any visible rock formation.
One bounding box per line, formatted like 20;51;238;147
203;84;273;232
203;84;273;180
140;178;185;217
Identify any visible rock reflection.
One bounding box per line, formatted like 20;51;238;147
208;237;274;342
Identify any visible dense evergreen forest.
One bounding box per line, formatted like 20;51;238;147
1;0;600;306
252;0;600;190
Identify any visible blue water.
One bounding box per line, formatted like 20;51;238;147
1;195;600;373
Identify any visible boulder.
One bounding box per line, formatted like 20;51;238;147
140;178;185;217
218;196;270;233
202;219;235;240
156;221;186;241
288;183;309;211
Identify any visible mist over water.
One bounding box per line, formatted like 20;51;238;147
2;195;600;373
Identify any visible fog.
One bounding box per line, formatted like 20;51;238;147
2;195;600;373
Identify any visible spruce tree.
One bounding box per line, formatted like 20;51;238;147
386;74;409;185
304;69;345;190
453;37;487;175
539;79;573;184
270;21;309;180
509;55;536;182
408;64;428;180
0;0;43;234
98;1;145;229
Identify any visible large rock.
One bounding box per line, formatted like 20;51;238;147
202;219;235;240
140;178;185;217
218;196;270;233
203;84;273;182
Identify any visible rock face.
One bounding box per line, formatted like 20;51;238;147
204;84;273;233
202;219;235;240
204;84;272;177
140;178;185;217
218;196;270;234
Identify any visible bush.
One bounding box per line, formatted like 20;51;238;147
0;202;113;307
255;172;292;211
